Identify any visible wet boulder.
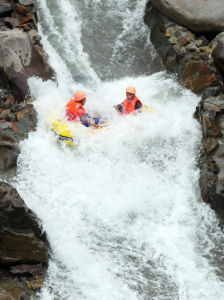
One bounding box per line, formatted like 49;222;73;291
181;61;220;95
10;263;44;277
212;37;224;75
18;0;35;6
0;90;37;141
0;128;20;172
0;182;49;265
150;0;224;33
15;105;37;139
198;93;224;214
0;29;53;102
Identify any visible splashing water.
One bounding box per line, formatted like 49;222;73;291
10;0;224;299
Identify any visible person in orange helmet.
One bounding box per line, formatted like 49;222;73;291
114;86;142;114
66;91;99;128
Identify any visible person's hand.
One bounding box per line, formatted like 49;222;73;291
92;123;99;129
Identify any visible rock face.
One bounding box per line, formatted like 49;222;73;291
151;0;224;33
0;270;34;299
0;128;20;172
0;29;53;102
212;36;224;75
197;92;224;214
144;6;222;94
0;90;37;140
145;3;224;215
0;1;52;296
18;0;35;5
0;182;49;265
0;4;13;18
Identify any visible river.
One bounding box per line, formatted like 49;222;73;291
13;0;224;299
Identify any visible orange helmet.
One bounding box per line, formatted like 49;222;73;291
74;91;86;102
126;86;136;95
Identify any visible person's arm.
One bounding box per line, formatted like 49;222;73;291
114;104;124;112
80;114;99;128
135;100;142;110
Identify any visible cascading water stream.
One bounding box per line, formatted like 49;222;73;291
10;0;224;299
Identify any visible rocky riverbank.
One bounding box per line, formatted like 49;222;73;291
145;0;224;216
0;0;52;298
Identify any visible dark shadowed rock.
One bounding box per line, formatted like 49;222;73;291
199;174;209;203
10;263;44;276
0;4;13;18
0;29;53;102
4;17;19;29
151;0;224;33
210;32;224;50
0;182;49;265
212;37;224;75
15;105;37;139
198;93;224;214
202;86;222;100
0;128;20;172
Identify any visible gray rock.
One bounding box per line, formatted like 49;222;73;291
210;32;224;49
18;0;35;5
16;105;37;139
0;128;20;172
144;7;222;94
0;182;49;265
212;37;224;75
4;17;20;29
0;29;53;102
28;29;41;45
197;93;224;214
0;29;32;74
0;288;15;300
151;0;224;33
0;4;13;18
0;122;10;130
10;263;44;276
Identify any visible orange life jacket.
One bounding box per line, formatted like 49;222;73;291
121;96;142;114
66;99;86;121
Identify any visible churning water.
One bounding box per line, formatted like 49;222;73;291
12;0;224;299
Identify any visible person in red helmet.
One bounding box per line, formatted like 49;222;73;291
66;91;99;128
114;86;142;114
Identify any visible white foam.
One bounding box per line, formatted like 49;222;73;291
11;0;224;299
14;73;224;299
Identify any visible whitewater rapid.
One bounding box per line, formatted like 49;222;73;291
11;0;224;299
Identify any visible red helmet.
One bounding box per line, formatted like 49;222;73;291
126;86;136;95
74;91;86;102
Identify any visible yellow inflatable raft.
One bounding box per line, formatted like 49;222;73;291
48;116;107;146
48;105;155;146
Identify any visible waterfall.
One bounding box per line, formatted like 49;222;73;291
13;0;224;299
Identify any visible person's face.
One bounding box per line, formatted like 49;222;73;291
126;92;134;101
